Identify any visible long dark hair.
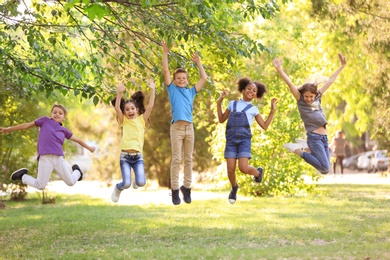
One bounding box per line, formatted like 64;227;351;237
111;91;145;115
131;91;146;114
298;83;318;95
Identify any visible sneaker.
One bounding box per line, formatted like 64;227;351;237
283;143;303;153
295;138;309;149
180;185;192;204
228;185;239;204
171;189;181;205
132;181;139;189
72;164;83;181
254;167;263;183
111;186;121;203
10;168;28;181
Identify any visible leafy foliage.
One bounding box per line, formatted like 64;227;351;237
0;0;283;103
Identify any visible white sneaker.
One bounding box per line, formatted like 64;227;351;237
132;181;138;189
283;143;303;153
295;138;309;149
111;186;121;203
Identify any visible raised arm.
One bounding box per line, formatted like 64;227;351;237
273;58;300;101
115;82;125;124
255;98;278;130
192;52;208;92
1;121;36;134
69;135;96;153
217;90;230;123
143;79;156;122
162;41;172;86
319;53;347;95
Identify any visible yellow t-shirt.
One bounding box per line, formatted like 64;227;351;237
120;116;145;152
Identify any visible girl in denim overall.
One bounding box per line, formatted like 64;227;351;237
217;78;277;204
273;53;347;174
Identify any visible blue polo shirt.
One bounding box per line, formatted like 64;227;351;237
167;82;197;124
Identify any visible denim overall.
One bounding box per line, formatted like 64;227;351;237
224;101;253;159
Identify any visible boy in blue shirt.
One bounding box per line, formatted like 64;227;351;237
162;41;207;205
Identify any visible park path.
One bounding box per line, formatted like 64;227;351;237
32;171;390;206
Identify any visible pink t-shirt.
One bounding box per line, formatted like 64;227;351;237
34;116;73;159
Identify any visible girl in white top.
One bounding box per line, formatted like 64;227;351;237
111;80;156;203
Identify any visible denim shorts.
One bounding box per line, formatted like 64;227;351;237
224;128;252;159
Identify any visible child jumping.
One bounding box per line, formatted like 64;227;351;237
162;40;208;205
111;79;156;203
1;104;96;190
217;78;278;204
273;53;347;174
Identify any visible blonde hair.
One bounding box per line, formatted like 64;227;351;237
51;104;67;116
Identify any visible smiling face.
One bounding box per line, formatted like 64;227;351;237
242;83;258;101
173;72;189;88
50;106;66;123
123;101;139;119
302;91;317;104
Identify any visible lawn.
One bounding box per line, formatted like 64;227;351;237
1;184;389;259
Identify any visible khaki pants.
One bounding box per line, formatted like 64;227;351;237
170;122;194;190
22;155;81;190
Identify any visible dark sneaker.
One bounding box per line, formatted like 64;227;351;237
72;164;83;181
10;168;28;181
171;189;181;205
254;167;263;183
180;185;192;204
228;185;239;204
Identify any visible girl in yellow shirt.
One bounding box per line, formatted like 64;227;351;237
111;80;155;203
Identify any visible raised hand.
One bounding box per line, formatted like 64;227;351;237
191;52;201;64
338;53;347;66
270;98;278;110
147;78;156;91
272;58;282;68
218;90;228;102
116;82;126;93
162;40;170;53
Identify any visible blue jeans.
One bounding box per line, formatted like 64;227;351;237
301;132;330;174
116;152;146;190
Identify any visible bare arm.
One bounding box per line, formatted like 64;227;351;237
143;79;156;122
1;121;36;134
319;53;347;95
255;98;278;130
69;135;96;153
162;41;172;86
192;52;208;92
273;58;300;100
217;90;230;123
115;82;125;125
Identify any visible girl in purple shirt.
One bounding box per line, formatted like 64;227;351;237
1;104;95;190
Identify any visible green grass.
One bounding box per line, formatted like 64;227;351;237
1;184;389;259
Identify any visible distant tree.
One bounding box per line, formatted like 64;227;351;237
310;0;390;150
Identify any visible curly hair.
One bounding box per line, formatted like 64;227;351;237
237;77;267;98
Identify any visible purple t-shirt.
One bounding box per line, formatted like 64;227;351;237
34;116;73;159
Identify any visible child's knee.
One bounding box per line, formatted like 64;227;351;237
136;181;146;187
123;182;131;189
